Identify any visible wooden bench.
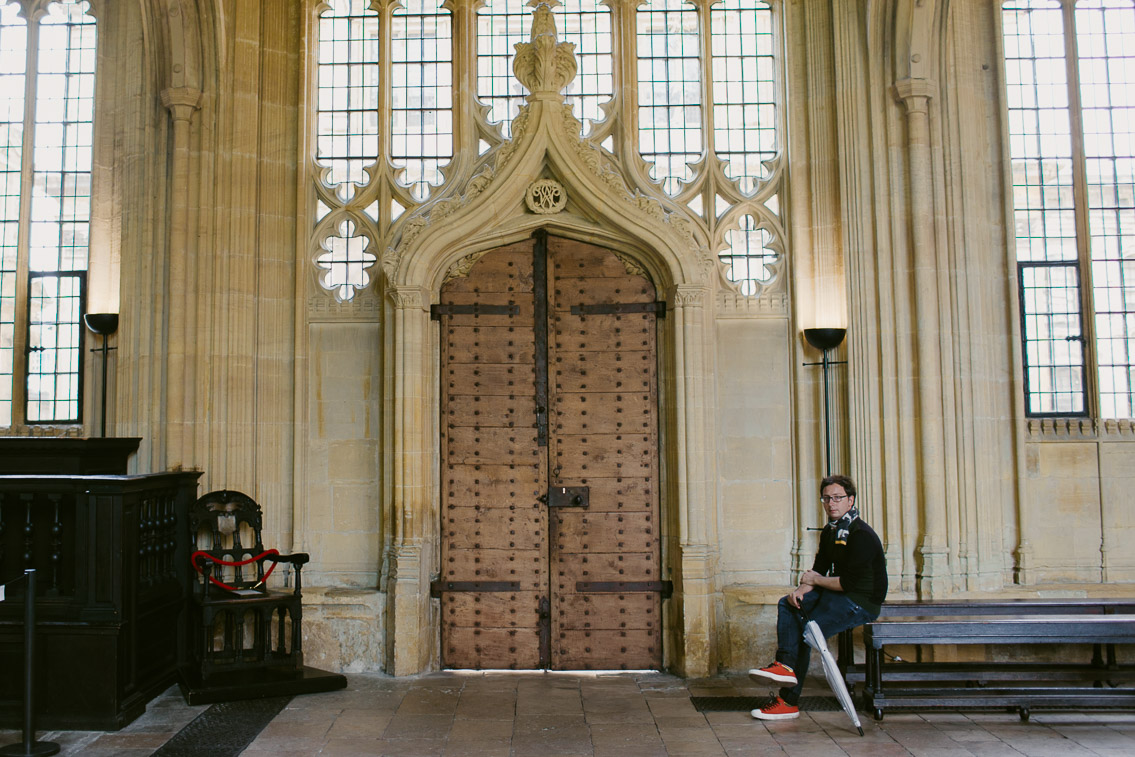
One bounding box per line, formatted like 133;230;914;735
857;609;1135;721
838;598;1135;685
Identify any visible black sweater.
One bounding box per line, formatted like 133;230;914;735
811;517;888;616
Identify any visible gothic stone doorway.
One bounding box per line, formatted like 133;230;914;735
435;232;664;670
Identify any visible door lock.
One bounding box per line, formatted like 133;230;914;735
547;486;589;508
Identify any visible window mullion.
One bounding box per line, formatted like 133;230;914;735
1062;0;1099;419
447;0;477;164
696;0;714;162
377;0;394;174
611;0;641;176
12;9;44;428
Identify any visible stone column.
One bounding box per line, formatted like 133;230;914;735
671;284;717;677
893;78;949;596
160;86;201;469
386;285;434;674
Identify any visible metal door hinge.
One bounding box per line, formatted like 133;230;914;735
430;303;519;320
429;580;522;597
576;580;673;599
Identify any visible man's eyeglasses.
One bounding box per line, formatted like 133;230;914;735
820;494;849;504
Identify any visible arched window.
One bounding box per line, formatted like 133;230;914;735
1003;0;1135;418
0;0;96;427
311;0;783;301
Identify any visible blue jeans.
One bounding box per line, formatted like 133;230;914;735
774;589;875;705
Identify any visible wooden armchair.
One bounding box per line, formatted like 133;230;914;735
178;489;346;704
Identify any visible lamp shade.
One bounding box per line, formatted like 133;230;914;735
803;327;846;352
84;313;119;336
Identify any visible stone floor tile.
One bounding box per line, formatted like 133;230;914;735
382;713;455;740
721;744;792;757
447;717;513;743
319;736;385;756
656;738;729;756
659;725;727;743
647;696;703;715
589;722;665;747
454;696;518;720
961;744;1029;757
327;710;396;738
585;707;657;725
442;745;512;757
932;726;1000;743
371;737;447;756
513;712;588;732
593;747;671;757
85;732;175;749
509;734;595;755
54;749;156;757
835;742;914;757
653;714;712;728
396;689;461;715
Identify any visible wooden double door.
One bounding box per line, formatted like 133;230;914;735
435;232;664;670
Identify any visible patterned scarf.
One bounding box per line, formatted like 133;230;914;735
827;506;859;546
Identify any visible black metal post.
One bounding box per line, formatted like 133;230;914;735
803;328;847;477
0;570;60;757
83;313;118;438
821;347;833;476
98;334;109;438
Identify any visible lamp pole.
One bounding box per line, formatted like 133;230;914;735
83;313;119;437
803;328;847;476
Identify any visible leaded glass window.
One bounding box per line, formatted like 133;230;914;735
0;0;95;427
1003;0;1135;418
312;0;784;302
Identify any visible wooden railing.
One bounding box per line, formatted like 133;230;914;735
0;472;201;730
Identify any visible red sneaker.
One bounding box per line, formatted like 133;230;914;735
748;661;797;685
751;696;800;721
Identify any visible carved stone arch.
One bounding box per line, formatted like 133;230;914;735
385;101;714;294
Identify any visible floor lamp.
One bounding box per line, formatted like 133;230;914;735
83;313;119;438
803;327;847;476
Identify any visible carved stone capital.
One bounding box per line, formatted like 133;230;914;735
671;285;708;309
390;542;422;580
386;285;426;310
892;78;936;115
160;86;202;122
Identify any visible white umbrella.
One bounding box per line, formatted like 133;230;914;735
804;619;864;736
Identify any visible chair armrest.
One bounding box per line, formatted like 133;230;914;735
266;552;310;567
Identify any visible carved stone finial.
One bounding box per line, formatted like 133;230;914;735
512;2;577;96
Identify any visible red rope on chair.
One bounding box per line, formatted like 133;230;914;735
191;549;280;592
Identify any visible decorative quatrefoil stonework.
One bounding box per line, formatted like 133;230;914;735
526;179;567;214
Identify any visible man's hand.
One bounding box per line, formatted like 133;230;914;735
786;584;813;608
800;570;824;586
799;570;843;593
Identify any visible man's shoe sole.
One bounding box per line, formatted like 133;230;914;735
750;709;800;720
748;669;797;685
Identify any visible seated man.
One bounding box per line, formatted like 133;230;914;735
749;474;887;720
